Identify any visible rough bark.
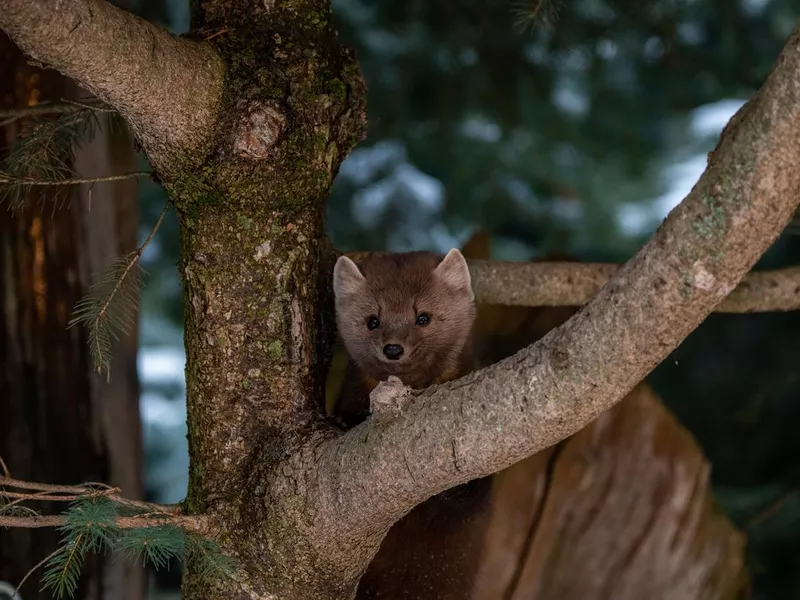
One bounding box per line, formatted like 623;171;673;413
174;1;367;599
472;384;746;600
2;1;799;599
0;35;143;600
0;0;224;171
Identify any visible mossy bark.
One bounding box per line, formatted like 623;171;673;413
172;1;366;598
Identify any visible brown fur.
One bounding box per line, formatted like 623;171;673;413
331;243;584;599
333;250;477;422
332;249;492;599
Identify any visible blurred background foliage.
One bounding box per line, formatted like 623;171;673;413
126;0;800;597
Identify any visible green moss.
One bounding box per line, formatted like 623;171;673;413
693;193;727;239
162;1;365;216
169;163;225;215
238;215;253;230
326;78;347;105
242;377;251;390
268;339;284;361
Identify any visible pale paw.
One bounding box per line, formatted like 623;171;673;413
369;375;410;417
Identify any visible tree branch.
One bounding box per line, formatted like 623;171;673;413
0;513;209;534
346;253;800;313
0;0;224;168
0;98;116;126
0;475;180;514
0;171;150;186
0;474;207;534
468;261;800;312
318;21;800;561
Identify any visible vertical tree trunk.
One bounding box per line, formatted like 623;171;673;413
0;35;144;600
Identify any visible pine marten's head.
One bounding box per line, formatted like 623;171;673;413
332;249;476;388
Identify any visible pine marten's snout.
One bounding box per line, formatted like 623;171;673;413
382;344;404;360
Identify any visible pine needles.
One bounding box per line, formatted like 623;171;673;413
0;99;148;212
0;96;165;380
2;105;100;211
0;484;235;600
510;0;560;33
35;497;234;599
68;254;144;381
42;498;235;599
67;203;168;380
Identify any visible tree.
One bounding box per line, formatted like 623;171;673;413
1;1;800;599
0;31;144;600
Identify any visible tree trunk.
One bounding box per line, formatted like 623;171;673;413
175;3;367;599
472;384;747;600
0;35;144;600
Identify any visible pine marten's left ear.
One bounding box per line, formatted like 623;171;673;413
434;249;474;301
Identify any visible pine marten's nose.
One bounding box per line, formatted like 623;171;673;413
382;344;404;360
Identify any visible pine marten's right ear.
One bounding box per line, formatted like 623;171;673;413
333;256;366;298
434;248;474;302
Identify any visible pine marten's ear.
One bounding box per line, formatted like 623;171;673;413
434;248;473;301
333;255;366;298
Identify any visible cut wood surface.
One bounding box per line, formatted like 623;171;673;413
472;384;746;600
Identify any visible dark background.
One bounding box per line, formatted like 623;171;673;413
123;0;800;598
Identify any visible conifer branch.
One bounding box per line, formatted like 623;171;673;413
0;473;180;515
0;461;231;597
1;493;224;599
69;203;170;380
0;103;133;211
0;513;209;533
0;171;151;186
0;476;113;495
0;98;116;126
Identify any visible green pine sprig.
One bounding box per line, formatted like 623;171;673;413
67;203;168;381
510;0;560;33
68;253;144;381
40;497;119;598
1;106;101;211
41;534;89;599
0;100;133;212
32;496;236;599
116;523;187;570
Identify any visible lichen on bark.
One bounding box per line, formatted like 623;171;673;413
171;2;367;598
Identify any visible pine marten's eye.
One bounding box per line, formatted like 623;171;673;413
415;312;430;326
366;315;380;330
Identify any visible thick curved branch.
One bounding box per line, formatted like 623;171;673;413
319;22;800;556
0;0;224;168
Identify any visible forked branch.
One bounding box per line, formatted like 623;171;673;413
315;21;800;566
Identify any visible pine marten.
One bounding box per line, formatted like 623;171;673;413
331;248;493;600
